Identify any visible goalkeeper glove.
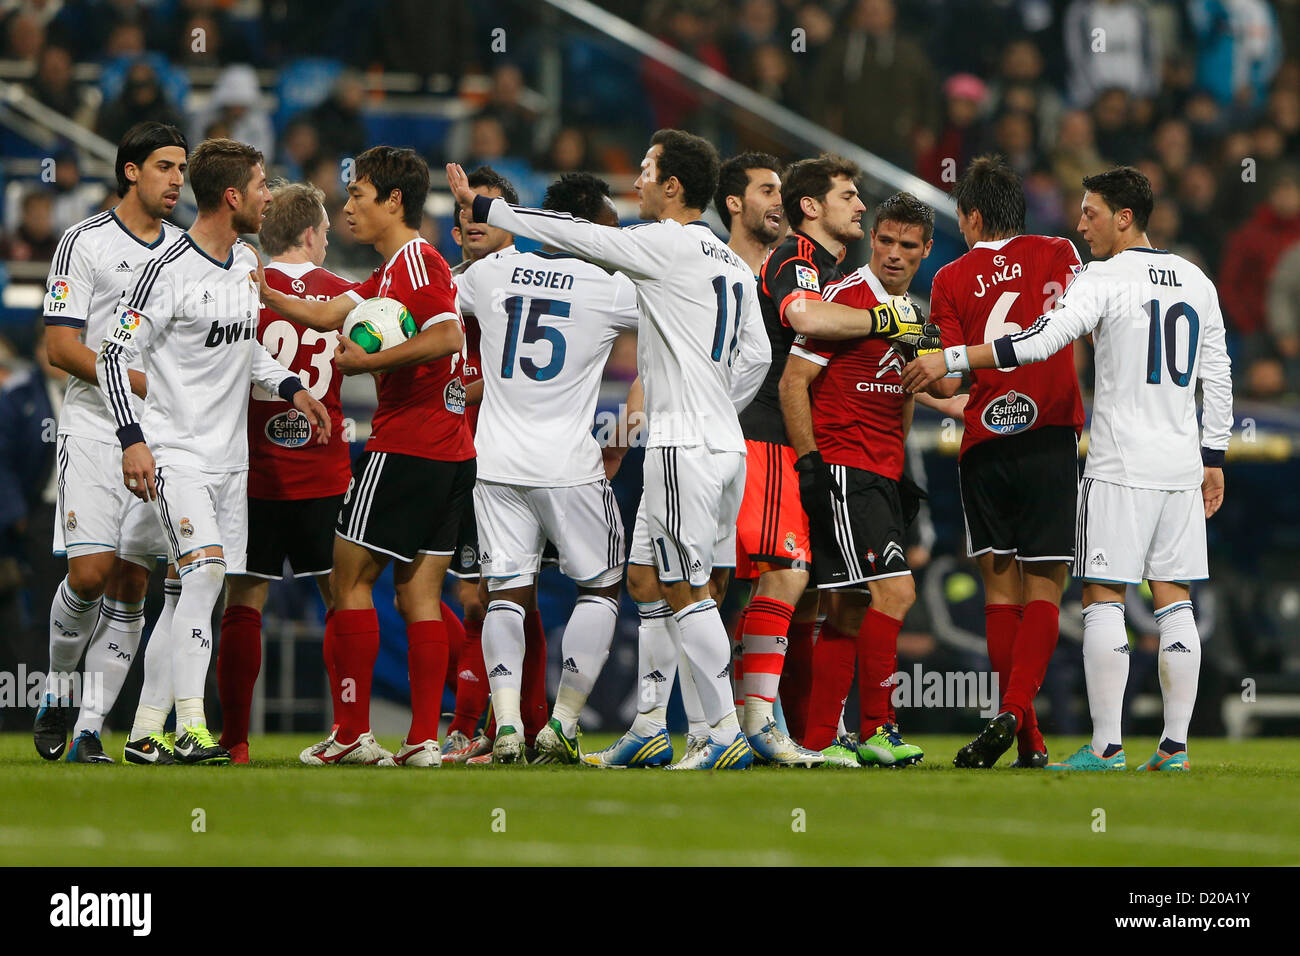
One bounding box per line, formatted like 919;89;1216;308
794;450;843;516
869;295;942;357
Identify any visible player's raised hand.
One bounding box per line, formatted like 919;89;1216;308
121;442;157;501
445;163;476;213
293;389;332;445
333;335;371;375
901;351;950;393
1201;466;1224;517
252;263;271;303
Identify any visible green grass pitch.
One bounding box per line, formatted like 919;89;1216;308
2;733;1298;866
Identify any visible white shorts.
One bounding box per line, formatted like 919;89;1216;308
154;465;249;574
475;479;624;591
53;434;168;561
1075;477;1208;584
631;445;743;587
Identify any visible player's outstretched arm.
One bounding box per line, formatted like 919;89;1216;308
334;319;463;375
47;325;147;398
784;296;877;339
256;266;355;331
1198;291;1233;517
447;163;673;281
778;353;823;458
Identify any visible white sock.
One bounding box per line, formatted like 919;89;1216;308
75;596;145;736
1155;600;1200;749
46;577;101;699
132;578;180;737
552;594;619;737
672;599;737;743
482;599;526;732
630;600;678;737
176;697;205;730
171;559;226;725
677;654;709;739
1083;601;1129;754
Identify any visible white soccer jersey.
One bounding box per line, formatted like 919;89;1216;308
43;209;184;442
457;248;639;486
475;197;771;453
97;235;299;474
996;247;1233;490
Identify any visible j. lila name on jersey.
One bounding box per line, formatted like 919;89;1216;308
971;254;1022;298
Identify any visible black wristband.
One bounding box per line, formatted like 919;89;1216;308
116;422;145;450
1201;447;1225;468
278;376;305;402
471;194;496;223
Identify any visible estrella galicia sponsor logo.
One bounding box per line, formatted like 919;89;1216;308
460;543;476;569
49;885;152;936
981;389;1038;435
444;377;466;415
264;408;312;448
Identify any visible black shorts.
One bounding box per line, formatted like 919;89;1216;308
245;494;343;579
448;503;480;580
336;450;475;563
958;425;1079;562
808;464;914;589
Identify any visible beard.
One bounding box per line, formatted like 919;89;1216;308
741;206;781;245
232;204;263;235
825;218;863;247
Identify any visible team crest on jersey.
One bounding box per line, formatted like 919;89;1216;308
444;378;466;415
65;511;77;532
784;531;797;554
291;278;306;294
180;518;194;538
795;264;820;292
49;280;69;301
981;390;1038;435
265;408;312;448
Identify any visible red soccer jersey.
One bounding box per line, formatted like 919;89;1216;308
247;261;353;500
346;237;475;462
791;267;907;481
930;234;1086;456
461;311;482;435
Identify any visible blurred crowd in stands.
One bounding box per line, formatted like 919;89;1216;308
1;0;1298;400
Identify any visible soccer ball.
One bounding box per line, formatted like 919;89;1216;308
344;297;417;354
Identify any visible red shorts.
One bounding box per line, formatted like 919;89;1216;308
735;439;811;580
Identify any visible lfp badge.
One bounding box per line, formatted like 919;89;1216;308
49;280;69;301
120;309;143;332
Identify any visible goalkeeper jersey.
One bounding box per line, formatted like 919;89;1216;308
42;209;183;443
457;249;640;486
97;235;299;474
995;246;1233;490
474;196;770;454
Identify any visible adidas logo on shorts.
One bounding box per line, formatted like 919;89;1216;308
562;657;579;674
1114;644;1131;655
457;669;479;682
488;663;512;677
642;670;667;683
716;663;731;679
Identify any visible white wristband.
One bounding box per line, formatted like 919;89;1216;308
944;345;970;373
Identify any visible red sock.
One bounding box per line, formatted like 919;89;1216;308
332;608;379;745
406;619;449;744
522;609;548;744
857;608;903;731
1003;600;1059;747
449;617;488;738
731;608;748;709
741;596;795;707
217;605;262;748
985;603;1021;708
780;619;816;742
804;621;856;750
441;601;465;693
322;609;341;729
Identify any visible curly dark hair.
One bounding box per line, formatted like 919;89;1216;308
650;128;720;212
543;172;613;221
